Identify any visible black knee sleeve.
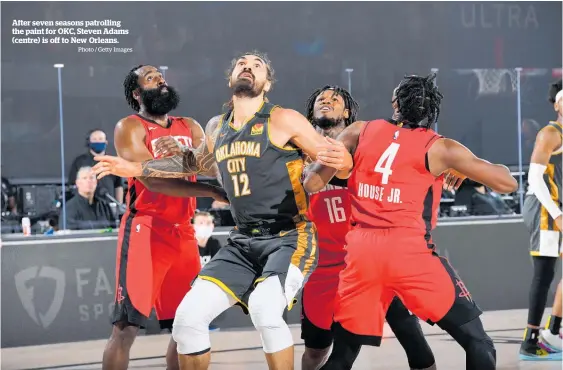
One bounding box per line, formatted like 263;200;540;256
386;298;435;370
442;317;496;370
319;327;362;370
528;256;557;326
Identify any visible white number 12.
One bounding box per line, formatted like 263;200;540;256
374;143;400;185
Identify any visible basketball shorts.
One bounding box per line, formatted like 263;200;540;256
334;227;482;346
523;195;562;257
301;261;344;349
198;221;317;313
112;213;200;328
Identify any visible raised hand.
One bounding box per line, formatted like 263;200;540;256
316;136;353;171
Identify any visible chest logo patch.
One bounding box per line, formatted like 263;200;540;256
251;123;264;136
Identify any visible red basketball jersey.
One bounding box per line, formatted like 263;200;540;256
125;114;197;224
307;180;350;265
348;119;443;240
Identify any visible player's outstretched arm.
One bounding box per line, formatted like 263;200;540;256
428;138;518;194
93;116;227;201
527;125;562;227
94;116;220;180
118;116;226;200
140;115;221;178
273;108;354;177
303;121;365;193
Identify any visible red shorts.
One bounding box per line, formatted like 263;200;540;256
303;263;344;330
112;213;201;327
301;240;345;348
334;228;481;346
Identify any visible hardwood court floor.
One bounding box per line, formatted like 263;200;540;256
2;309;562;370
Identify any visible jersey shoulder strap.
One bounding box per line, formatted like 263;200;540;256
548;121;563;134
255;102;278;119
424;133;443;149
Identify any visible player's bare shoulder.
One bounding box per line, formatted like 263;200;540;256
537;123;562;144
339;120;367;154
115;115;146;143
204;114;224;146
182;116;202;131
345;120;367;135
116;115;143;132
270;107;303;124
181;117;205;147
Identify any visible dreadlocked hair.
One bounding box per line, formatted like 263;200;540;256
305;85;359;126
223;50;276;110
548;79;562;104
394;73;443;128
124;64;146;112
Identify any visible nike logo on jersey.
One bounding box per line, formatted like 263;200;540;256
148;127;157;131
280;230;291;237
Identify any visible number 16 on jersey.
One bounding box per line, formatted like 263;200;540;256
324;197;346;223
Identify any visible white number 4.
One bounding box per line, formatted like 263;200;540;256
374;143;400;185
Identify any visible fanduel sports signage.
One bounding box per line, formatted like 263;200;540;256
15;266;66;329
2;237;118;347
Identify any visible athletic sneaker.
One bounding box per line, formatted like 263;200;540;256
539;329;562;353
520;341;562;361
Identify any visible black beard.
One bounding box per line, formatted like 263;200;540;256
232;78;261;98
312;116;342;130
140;85;180;116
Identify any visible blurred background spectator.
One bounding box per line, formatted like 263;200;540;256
66;167;117;230
193;211;222;267
2;176;17;215
68;129;124;203
455;179;515;216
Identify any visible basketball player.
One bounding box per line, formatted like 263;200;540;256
301;85;436;370
304;74;518;370
102;65;227;370
93;51;353;370
520;79;563;360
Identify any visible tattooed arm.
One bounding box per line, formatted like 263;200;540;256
93;115;223;180
140;115;222;178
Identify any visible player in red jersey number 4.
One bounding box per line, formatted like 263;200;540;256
301;85;437;370
305;74;518;370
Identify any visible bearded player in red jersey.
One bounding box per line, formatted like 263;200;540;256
102;65;227;370
305;74;518;370
301;85;436;370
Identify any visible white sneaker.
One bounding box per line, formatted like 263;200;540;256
540;329;563;352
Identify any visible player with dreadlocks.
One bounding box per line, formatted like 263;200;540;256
102;65;227;370
304;73;518;370
301;85;436;370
